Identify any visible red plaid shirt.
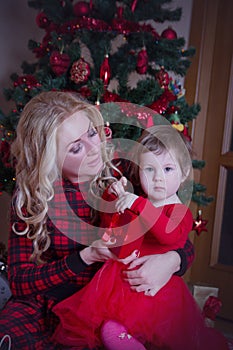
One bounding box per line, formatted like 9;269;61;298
8;180;102;301
8;179;194;301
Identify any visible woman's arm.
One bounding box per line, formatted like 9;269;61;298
8;217;116;299
122;250;181;295
121;245;194;296
175;238;195;276
7;229;83;297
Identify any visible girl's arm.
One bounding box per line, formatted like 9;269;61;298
112;182;194;295
112;178;192;248
129;196;193;248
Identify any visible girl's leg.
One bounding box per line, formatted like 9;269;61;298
101;320;146;350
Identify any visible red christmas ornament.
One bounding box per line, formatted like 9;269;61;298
136;47;148;74
149;99;167;115
50;51;70;76
193;210;208;235
148;90;176;115
104;122;112;139
100;54;111;87
103;90;127;103
73;1;90;17
79;86;92;98
161;26;177;40
156;67;170;89
70;58;90;84
36;12;50;29
202;296;222;321
182;123;192;142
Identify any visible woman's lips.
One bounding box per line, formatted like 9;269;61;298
87;154;102;166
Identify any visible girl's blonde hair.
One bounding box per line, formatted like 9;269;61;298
11;91;107;263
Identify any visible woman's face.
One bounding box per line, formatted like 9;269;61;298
57;110;103;183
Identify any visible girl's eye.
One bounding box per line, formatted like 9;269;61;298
164;166;173;173
70;142;82;154
88;127;98;137
144;167;154;172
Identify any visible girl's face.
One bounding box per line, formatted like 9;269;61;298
139;150;183;206
57;111;103;183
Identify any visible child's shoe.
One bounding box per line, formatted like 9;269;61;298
100;320;146;350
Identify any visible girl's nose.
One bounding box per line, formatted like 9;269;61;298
153;169;163;182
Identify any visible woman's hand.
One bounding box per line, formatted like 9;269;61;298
79;239;117;265
122;251;181;296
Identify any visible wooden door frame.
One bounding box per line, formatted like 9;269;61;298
185;0;219;164
184;0;219;279
185;0;233;319
210;55;233;270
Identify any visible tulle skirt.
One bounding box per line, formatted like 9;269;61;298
52;260;228;350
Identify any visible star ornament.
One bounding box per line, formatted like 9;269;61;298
193;210;208;236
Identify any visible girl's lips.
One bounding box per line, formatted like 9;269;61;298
154;187;165;191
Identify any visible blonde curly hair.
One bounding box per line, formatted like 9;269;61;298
11;91;108;263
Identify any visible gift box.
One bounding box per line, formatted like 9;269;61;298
188;283;222;327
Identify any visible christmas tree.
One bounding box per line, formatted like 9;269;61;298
0;0;213;214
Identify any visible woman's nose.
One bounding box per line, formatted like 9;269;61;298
84;138;100;155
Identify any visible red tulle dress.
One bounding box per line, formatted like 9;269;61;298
52;197;228;350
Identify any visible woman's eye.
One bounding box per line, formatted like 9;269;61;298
89;127;98;137
70;143;82;154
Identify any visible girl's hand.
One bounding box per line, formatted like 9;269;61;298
108;176;138;213
108;176;127;197
115;192;138;213
79;239;117;265
122;251;181;296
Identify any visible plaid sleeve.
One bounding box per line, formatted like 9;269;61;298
7;182;100;298
7;226;92;298
174;238;195;276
